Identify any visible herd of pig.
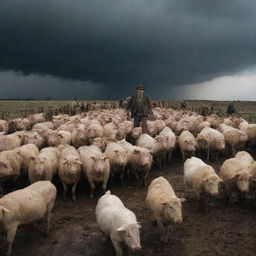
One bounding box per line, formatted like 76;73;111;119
0;107;256;255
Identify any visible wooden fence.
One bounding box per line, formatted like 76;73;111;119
0;101;256;123
240;113;256;123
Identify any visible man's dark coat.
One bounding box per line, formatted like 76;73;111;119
127;94;152;118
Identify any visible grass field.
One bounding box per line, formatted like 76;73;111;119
0;99;256;122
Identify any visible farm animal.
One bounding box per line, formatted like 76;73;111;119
0;181;56;255
219;155;252;201
78;145;110;198
118;140;153;186
136;133;168;168
14;144;39;176
0;150;23;196
196;127;225;160
219;124;247;156
178;131;196;161
184;157;222;207
146;176;184;241
58;145;82;201
28;147;59;183
104;142;128;186
96;191;141;256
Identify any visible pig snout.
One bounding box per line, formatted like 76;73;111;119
210;191;219;197
175;218;183;224
142;162;150;167
131;245;141;251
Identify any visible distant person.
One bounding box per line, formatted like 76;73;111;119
180;100;187;109
127;85;152;133
227;103;236;116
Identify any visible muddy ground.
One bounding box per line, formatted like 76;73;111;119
1;151;256;256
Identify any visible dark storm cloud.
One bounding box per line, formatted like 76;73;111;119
0;0;256;99
0;71;105;100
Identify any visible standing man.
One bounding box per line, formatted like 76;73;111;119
226;103;236;116
127;85;152;133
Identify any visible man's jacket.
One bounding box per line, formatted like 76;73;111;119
127;94;152;118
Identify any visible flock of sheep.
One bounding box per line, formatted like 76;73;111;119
0;106;256;255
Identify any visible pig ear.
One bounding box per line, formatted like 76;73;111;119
218;178;223;183
155;137;160;142
77;160;83;165
180;198;187;202
250;177;256;182
63;160;69;165
1;206;10;214
117;226;126;232
136;222;142;229
203;178;208;182
227;174;236;181
0;162;7;168
133;150;140;155
160;202;168;206
231;173;241;180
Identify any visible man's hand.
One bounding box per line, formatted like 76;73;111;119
126;111;131;120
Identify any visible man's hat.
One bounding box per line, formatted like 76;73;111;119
136;85;144;90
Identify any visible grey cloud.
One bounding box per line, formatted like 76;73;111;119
0;0;256;99
0;71;105;100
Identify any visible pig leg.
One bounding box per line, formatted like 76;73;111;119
125;166;131;183
61;181;68;200
120;171;125;187
6;225;18;256
45;202;54;234
88;179;95;198
133;170;140;187
0;184;3;197
181;150;185;161
155;216;165;241
112;239;123;256
163;226;172;242
231;146;236;157
159;157;162;168
168;150;173;163
72;182;78;201
143;169;150;187
102;178;108;194
207;146;210;161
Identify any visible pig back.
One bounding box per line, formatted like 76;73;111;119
0;181;56;225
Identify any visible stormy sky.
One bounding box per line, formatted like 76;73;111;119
0;0;256;100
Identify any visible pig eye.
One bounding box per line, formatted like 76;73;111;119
169;206;174;209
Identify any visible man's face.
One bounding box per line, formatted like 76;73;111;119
137;89;144;95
